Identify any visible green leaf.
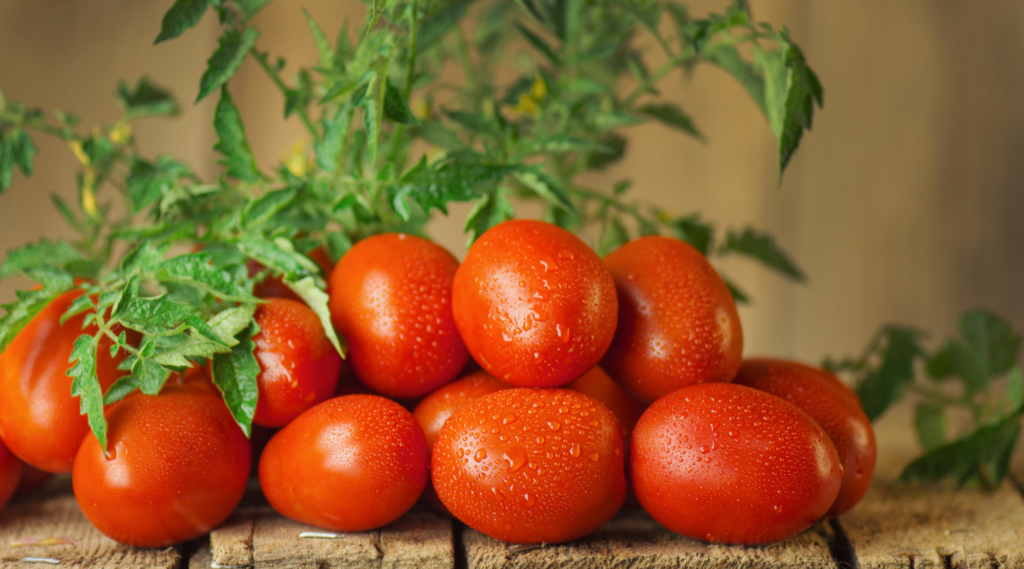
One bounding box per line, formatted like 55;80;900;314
120;240;171;275
154;0;212;44
856;327;925;421
775;29;823;183
112;276;227;346
303;9;334;69
527;135;613;155
516;23;560;66
116;77;179;117
393;157;523;218
0;129;37;192
362;54;391;165
719;228;804;281
954;310;1022;394
212;322;261;437
155;254;257;303
669;214;714;256
591;111;643;132
585;133;626;169
51;194;82;231
417;1;471;51
464;190;515;246
243;187;298;228
0;287;72;352
213;87;261;181
0;239;82;278
285;276;345;357
913;403;946;452
196;27;261;103
722;277;750;305
899;409;1022;489
315;106;352;172
383;82;418;125
515;170;576;215
104;357;171;405
236;0;271;20
325;232;353;263
152;304;256;367
1009;366;1024;412
238;238;319;281
68;334;108;450
598;216;628;257
701;44;766;116
636;103;701;139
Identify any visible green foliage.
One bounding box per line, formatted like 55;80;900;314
211;322;261;436
154;0;212;44
213;88;261;181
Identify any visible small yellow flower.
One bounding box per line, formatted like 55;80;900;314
69;141;90;166
531;76;547;101
282;139;310;177
81;172;97;217
109;121;133;145
411;98;431;120
515;94;538;117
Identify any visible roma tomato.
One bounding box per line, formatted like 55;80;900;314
601;236;743;404
564;366;645;449
73;383;251;547
0;290;134;473
631;383;842;545
0;438;21;511
452;220;618;388
259;395;429;532
432;388;626;544
733;358;876;517
329;234;468;398
413;370;511;450
15;462;52;495
249;298;341;427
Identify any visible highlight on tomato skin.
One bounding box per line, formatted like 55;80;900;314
431;388;626;544
630;383;842;545
733;358;876;518
601;236;743;404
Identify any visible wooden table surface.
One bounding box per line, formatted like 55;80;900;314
3;405;1023;568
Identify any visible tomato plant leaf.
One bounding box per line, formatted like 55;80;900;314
954;310;1022;394
585;133;626;170
526;135;613;156
516;23;560;67
155;253;256;303
196;27;261;103
362;54;390;165
243;187;298;229
393;157;523;218
913;403;946;452
238;237;320;282
286;276;345;357
0;286;71;352
213;87;261;181
112;276;227;346
68;333;108;450
856;327;926;421
1009;366;1024;412
116;77;179;118
635;103;701;139
104;357;171;406
383;82;418;125
719;227;804;281
0;239;82;279
0;129;37;192
722;277;750;305
154;0;212;44
464;190;515;246
515;170;577;215
303;9;335;70
701;44;766;116
669;214;714;256
775;29;823;183
315;106;352;172
236;0;271;21
597;216;628;257
417;1;471;51
212;321;260;437
152;304;255;368
120;241;171;275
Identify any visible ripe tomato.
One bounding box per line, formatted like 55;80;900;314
564;366;645;449
259;395;429;532
452;220;618;388
733;358;876;517
0;438;22;510
250;245;335;301
432;388;626;544
0;290;134;473
413;370;511;450
250;298;341;427
601;236;743;404
73;383;251;547
329;234;468;398
15;462;52;495
630;383;842;545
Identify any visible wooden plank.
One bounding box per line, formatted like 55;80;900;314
462;507;837;569
838;482;1024;569
0;486;180;569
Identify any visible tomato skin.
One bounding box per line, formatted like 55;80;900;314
630;383;841;545
413;370;511;450
733;358;876;517
452;220;618;388
432;388;626;544
259;395;429;532
0;439;22;510
601;236;743;404
72;383;251;547
564;366;645;448
0;290;134;473
15;462;51;495
250;298;341;427
329;234;469;398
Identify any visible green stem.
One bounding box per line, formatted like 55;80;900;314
1;111;80;140
386;0;419;171
250;48;320;141
623;54;689;108
453;27;478;107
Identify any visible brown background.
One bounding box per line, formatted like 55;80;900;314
1;0;1022;365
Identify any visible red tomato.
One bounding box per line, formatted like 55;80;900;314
249;245;334;301
259;395;429;531
15;462;51;495
413;370;511;450
452;220;618;388
564;366;645;448
0;438;22;510
733;358;876;517
631;383;842;545
329;234;468;398
73;383;251;547
432;388;626;544
0;290;135;473
601;236;743;403
250;298;341;427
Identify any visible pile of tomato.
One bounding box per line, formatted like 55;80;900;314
0;219;876;548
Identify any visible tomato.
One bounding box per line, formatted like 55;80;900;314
259;394;429;532
250;298;341;427
630;383;842;545
413;370;511;450
564;366;645;449
15;462;52;495
0;438;22;510
329;233;468;398
250;245;335;301
432;388;626;544
601;236;743;404
452;220;618;388
0;290;135;473
72;382;251;547
733;358;876;517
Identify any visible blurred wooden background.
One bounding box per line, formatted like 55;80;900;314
1;0;1022;365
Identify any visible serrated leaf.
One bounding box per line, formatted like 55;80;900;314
68;334;107;450
238;238;319;282
914;403;946;451
1009;366;1024;412
591;110;642;132
196;27;261;103
856;327;925;421
325;232;353;263
515;170;576;214
393;157;523;218
112;276;227;346
585;133;626;169
154;0;211;44
926;341;956;380
285;277;345;358
155;254;256;303
464;190;515;246
775;29;823;183
152;304;255;367
701;43;766;116
670;214;714;256
212;322;260;437
0;288;70;352
0;134;13;192
243;188;298;229
236;0;271;20
315;106;352;172
362;55;390;165
213;87;261;181
9;129;36;177
120;241;171;274
636;103;701;139
516;23;560;66
0;239;82;278
303;9;334;69
720;228;804;281
51;194;81;231
383;82;418;125
954;310;1022;394
417;1;471;51
598;216;628;257
116;77;179;117
527;135;613;155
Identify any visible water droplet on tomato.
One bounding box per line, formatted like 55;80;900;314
503;447;527;472
547;421;560;431
503;414;517;425
558;249;574;260
474;448;488;462
570;444;580;458
536;436;545;444
533;352;544;363
699;446;708;454
589;452;600;462
523;493;536;507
